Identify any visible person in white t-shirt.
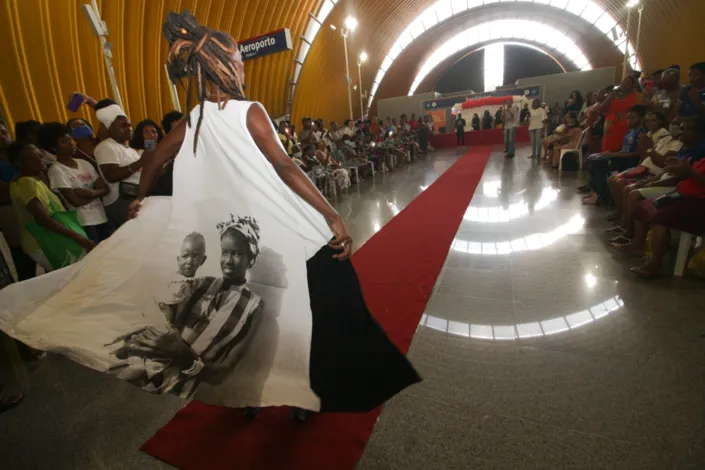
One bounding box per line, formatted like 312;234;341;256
41;123;114;243
502;99;519;158
342;119;355;139
527;99;549;158
93;99;149;226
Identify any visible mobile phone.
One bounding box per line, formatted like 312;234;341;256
144;139;157;151
67;93;85;112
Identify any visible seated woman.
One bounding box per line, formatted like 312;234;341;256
40;123;114;244
383;130;409;167
549;113;581;168
8;141;95;271
541;116;567;162
615;153;705;277
611;116;705;245
315;140;351;192
606;112;676;223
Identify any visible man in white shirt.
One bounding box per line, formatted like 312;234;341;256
502;99;519;158
93;100;148;226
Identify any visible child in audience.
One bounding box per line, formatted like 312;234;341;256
41;123;114;244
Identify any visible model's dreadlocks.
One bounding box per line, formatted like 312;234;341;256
163;10;246;153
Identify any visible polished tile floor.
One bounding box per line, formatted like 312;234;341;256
1;144;704;469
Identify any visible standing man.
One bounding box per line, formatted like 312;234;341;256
455;113;467;155
502;99;519;158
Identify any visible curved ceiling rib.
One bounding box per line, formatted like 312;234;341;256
291;0;339;114
408;20;591;96
367;0;641;109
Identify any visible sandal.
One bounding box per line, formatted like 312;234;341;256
630;265;661;278
604;225;625;234
610;235;631;244
582;194;599;205
0;392;24;415
610;242;643;256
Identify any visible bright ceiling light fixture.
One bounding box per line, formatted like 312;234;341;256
408;20;590;96
626;0;640;7
365;0;640;106
359;51;368;62
483;43;505;92
344;15;358;32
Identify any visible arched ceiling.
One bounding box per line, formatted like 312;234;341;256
295;0;705;123
395;4;625;98
416;40;576;95
1;0;703;133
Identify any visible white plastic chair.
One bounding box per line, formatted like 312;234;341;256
559;128;589;171
674;232;702;276
347;166;359;185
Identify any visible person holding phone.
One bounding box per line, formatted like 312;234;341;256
130;119;172;196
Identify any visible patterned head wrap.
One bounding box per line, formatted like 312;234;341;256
217;215;260;268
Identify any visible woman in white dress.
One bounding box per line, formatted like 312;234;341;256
0;10;418;414
123;11;419;412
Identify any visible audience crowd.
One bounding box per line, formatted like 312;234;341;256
544;62;705;277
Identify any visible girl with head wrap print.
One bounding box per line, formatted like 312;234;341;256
107;215;263;399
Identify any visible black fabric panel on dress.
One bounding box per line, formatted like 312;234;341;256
307;245;421;413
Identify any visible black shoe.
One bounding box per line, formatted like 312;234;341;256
291;407;309;422
577;184;590;193
244;407;261;419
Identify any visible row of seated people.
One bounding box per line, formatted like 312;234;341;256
276;115;428;196
572;62;705;277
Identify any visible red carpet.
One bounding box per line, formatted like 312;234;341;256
430;127;529;148
140;147;493;470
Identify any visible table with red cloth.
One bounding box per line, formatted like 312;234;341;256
429;127;530;149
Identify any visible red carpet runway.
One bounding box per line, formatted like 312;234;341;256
141;147;493;469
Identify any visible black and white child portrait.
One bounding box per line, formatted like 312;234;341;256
106;215;264;399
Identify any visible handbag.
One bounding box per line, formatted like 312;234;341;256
651;191;682;210
26;200;87;269
119;181;139;197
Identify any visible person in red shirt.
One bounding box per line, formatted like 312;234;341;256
624;124;705;276
409;113;419;131
369;117;380;137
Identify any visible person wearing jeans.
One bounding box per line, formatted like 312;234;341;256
502;99;519;158
527;99;548;158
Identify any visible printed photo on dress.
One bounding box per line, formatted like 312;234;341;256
104;215;274;400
